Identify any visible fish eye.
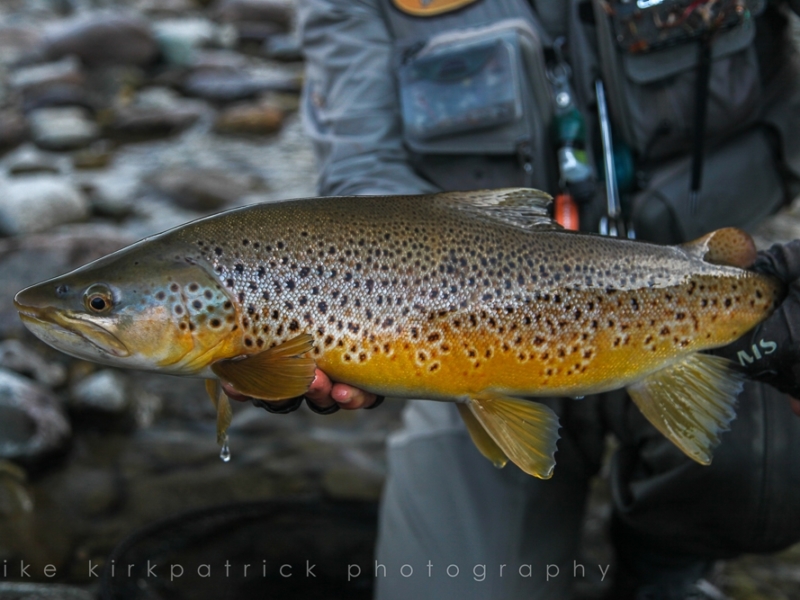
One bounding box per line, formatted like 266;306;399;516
84;285;114;313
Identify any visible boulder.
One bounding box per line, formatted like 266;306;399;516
42;14;159;68
146;167;264;211
0;111;28;154
6;144;62;176
214;0;294;30
70;370;129;413
0;368;71;463
28;107;99;151
8;56;84;94
0;340;67;388
0;175;89;236
214;101;284;135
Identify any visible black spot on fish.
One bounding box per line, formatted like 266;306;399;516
215;247;223;256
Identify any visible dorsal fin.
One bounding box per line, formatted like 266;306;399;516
680;227;757;268
435;188;561;231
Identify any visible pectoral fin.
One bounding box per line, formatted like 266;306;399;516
456;403;508;469
466;393;560;479
626;353;744;465
211;333;316;401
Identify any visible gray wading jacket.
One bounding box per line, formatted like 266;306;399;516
299;0;800;243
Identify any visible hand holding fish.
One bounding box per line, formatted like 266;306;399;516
222;369;381;412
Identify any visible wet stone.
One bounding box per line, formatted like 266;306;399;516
0;368;71;463
263;33;303;62
214;101;285;135
214;0;294;31
0;340;67;388
0;583;94;600
0;175;89;235
0;26;43;67
153;18;224;67
29;107;99;151
8;56;84;94
182;70;300;103
0;112;29;155
145;166;265;211
41;14;159;68
70;369;130;413
5;145;61;176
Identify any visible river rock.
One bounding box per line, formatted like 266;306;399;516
214;101;284;135
8;56;84;94
153;18;222;67
29;107;99;151
135;0;198;16
264;33;303;61
214;0;294;30
0;340;67;388
0;175;89;235
6;144;61;176
0;111;28;153
70;370;129;413
41;14;159;68
72;141;114;170
0;369;71;463
183;70;300;103
146;167;263;211
0;26;42;66
109;106;204;138
0;584;93;600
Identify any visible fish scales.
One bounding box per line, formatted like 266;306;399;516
14;189;783;478
159;195;774;397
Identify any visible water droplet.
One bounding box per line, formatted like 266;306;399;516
220;441;231;463
573;395;585;400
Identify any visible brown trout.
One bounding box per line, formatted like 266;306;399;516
14;189;783;478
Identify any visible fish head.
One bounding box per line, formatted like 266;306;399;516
14;242;242;375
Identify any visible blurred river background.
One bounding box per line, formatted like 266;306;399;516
0;1;798;599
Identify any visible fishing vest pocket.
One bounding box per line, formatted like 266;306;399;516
592;0;765;162
630;125;784;244
396;19;553;159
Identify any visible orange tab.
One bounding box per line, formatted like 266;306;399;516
392;0;480;17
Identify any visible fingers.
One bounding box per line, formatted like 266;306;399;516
220;368;379;412
303;369;336;410
307;369;378;410
330;381;379;410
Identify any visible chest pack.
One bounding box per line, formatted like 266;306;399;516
383;0;799;241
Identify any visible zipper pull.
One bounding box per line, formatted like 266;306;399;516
517;140;534;187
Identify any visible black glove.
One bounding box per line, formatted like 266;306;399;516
713;240;800;397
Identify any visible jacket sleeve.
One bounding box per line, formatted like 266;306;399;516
298;0;439;197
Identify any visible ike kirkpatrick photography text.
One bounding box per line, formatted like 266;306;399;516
2;559;611;583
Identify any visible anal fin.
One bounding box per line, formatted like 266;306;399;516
626;353;745;465
456;403;508;469
211;333;316;401
466;392;560;479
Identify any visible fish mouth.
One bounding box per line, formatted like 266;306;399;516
15;302;130;358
